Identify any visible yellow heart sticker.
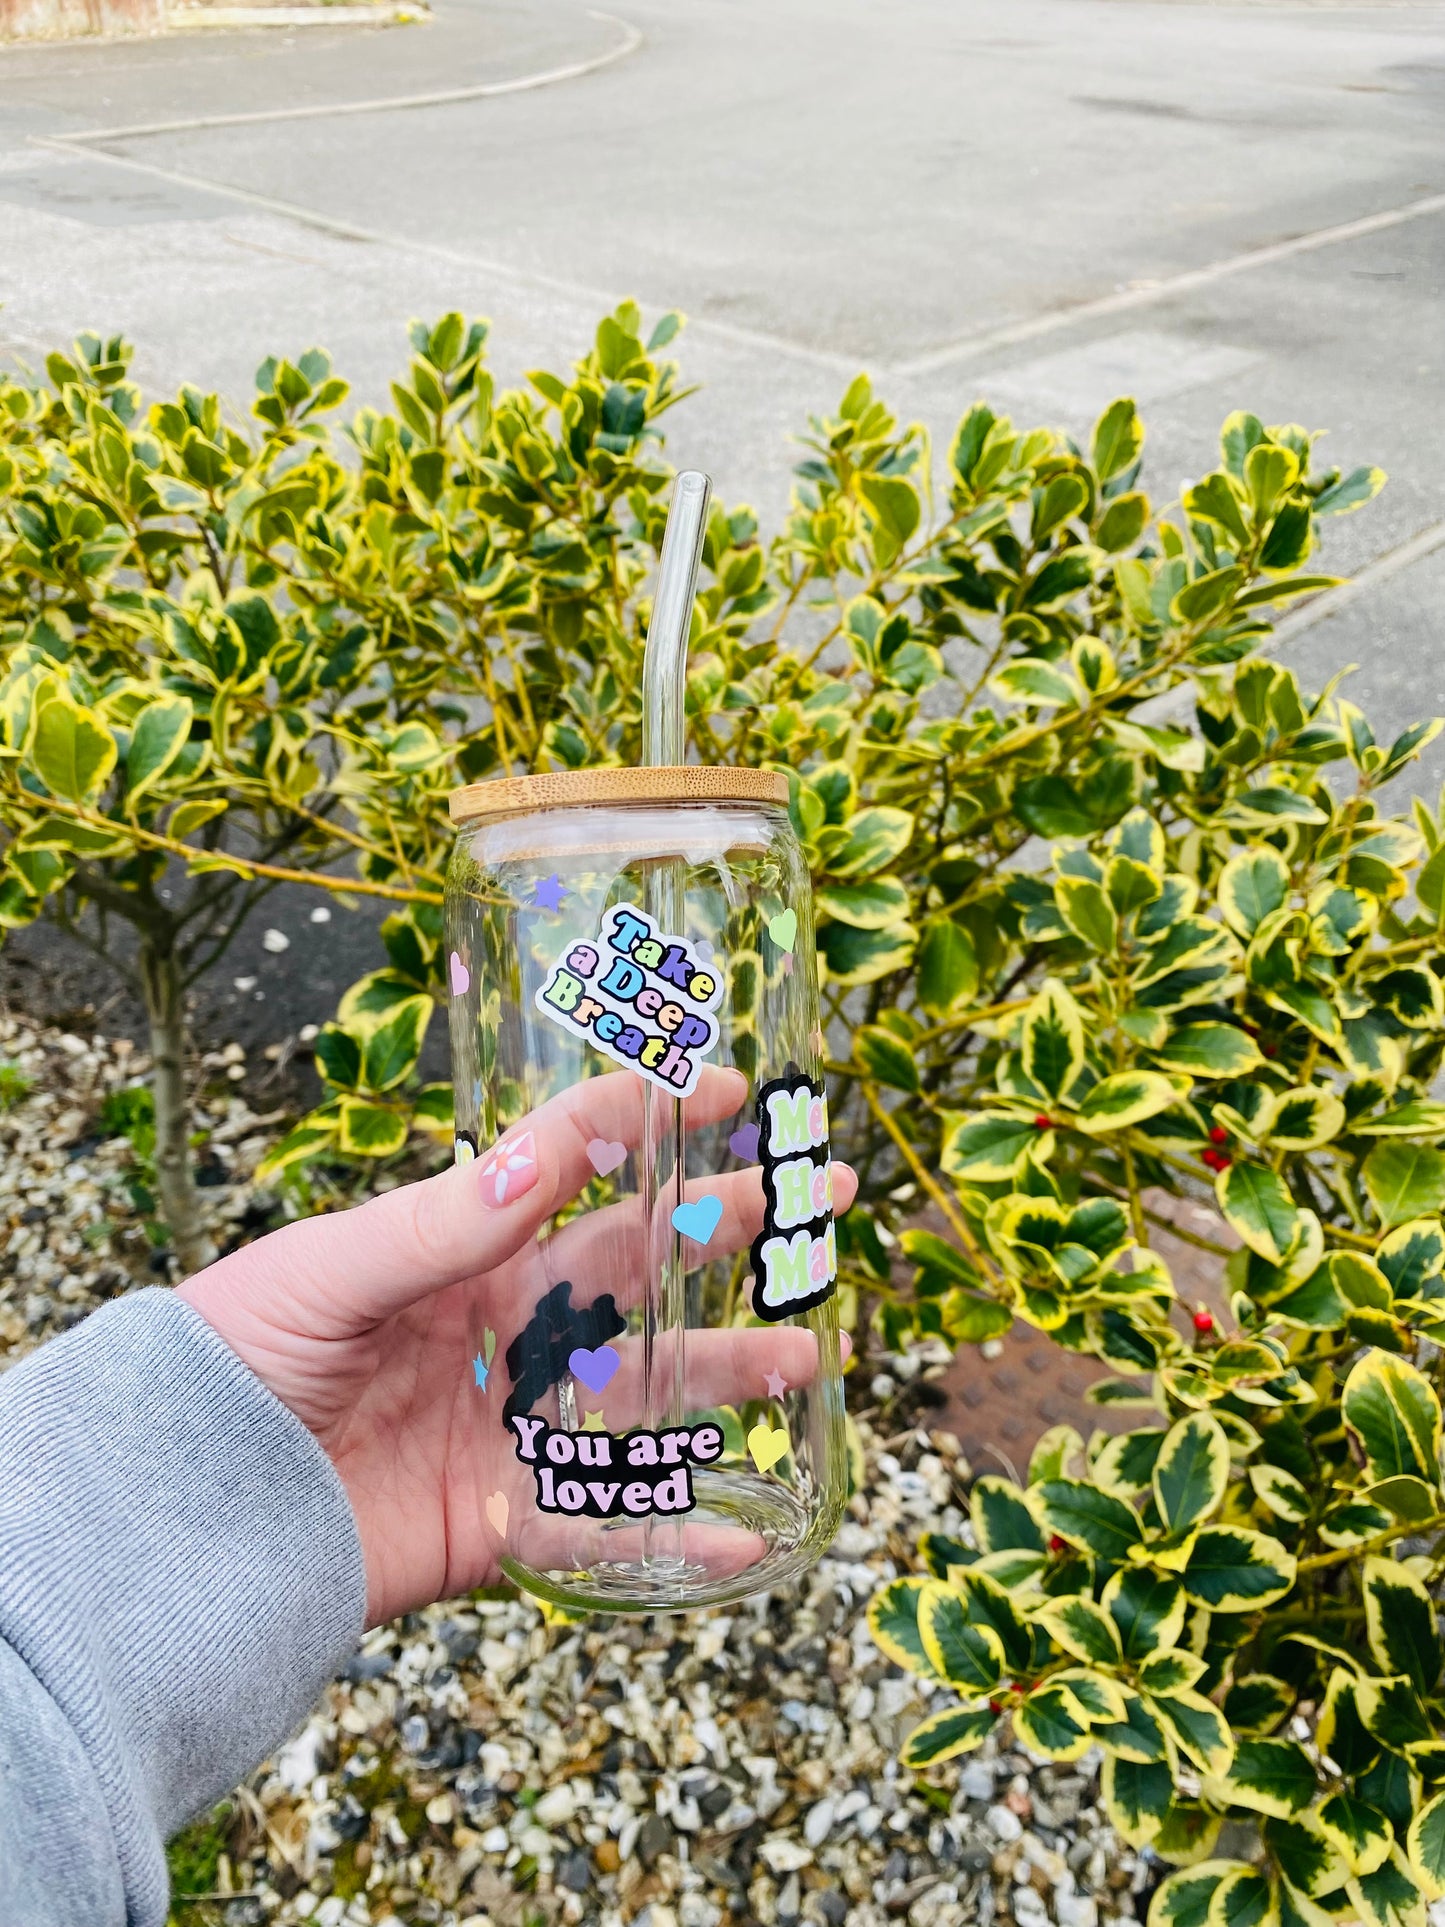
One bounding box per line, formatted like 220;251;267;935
747;1421;790;1474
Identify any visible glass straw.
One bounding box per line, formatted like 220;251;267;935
639;470;712;1576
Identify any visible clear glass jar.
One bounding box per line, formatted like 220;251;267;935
445;767;847;1613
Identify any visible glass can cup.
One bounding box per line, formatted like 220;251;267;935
445;765;848;1613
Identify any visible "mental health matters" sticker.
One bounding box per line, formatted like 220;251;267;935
535;902;723;1097
749;1071;837;1321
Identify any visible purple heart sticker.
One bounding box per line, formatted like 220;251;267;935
569;1344;621;1395
729;1122;760;1163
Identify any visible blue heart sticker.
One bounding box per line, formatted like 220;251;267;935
671;1194;724;1245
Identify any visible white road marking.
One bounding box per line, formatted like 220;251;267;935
891;191;1445;379
45;8;643;144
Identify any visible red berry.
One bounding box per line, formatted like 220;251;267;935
1263;1043;1278;1059
1193;1310;1215;1333
1034;1114;1054;1130
989;1699;1003;1714
1048;1534;1065;1553
1209;1126;1229;1146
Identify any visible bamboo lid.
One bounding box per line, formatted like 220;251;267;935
448;766;789;823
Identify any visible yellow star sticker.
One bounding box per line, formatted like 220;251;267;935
582;1408;609;1431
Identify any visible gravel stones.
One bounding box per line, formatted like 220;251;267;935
1;1011;1141;1926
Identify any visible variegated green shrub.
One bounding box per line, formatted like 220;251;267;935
10;304;1445;1911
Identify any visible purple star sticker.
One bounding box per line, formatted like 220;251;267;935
532;873;568;913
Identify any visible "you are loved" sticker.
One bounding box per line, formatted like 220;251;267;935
535;903;722;1096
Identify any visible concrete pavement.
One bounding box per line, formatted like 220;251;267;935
1;0;1443;1047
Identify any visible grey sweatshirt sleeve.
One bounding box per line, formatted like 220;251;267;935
0;1288;368;1927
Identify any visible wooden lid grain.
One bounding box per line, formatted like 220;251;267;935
448;766;789;823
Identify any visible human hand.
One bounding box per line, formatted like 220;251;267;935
180;1066;855;1626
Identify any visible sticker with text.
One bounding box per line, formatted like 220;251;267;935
509;1415;719;1519
534;902;722;1096
748;1071;837;1321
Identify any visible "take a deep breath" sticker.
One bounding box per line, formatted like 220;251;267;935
749;1071;838;1321
534;903;722;1097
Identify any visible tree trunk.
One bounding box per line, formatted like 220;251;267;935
138;935;217;1277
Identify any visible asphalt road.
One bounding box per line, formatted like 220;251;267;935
2;0;1444;1053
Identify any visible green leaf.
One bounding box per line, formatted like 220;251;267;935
1102;1756;1173;1847
1364;1144;1445;1230
992;658;1078;708
1094;1686;1172;1763
1033;1595;1124;1666
1153;1413;1229;1534
916;917;978;1016
1314;465;1386;516
1029;1425;1084;1484
854;1026;919;1094
1150;1866;1227;1927
336;1099;408;1158
1037;1479;1144;1562
30;695;116;804
1015;1683;1092;1762
1102;1567;1186;1658
313;1024;363;1090
815;876;912;930
940;1113;1039;1181
1093;1428;1167;1498
1056;874;1118;951
1378;1221;1445;1297
1363;1557;1442;1695
1342;1352;1442;1485
1249;1464;1310;1523
1354;1102;1445;1139
1217;1163;1301;1265
359;995;432;1093
126;695;193;800
1208;1868;1275;1927
1014;776;1097;839
918;1584;1006;1692
1408;1789;1445;1899
1358;1674;1432;1751
1264;1819;1338;1901
859;474;921;561
1317;1794;1393;1878
1097;491;1150;553
1021;978;1085;1101
1225;1739;1318;1817
1219;847;1290;938
1074;1070;1183;1134
867;1576;933;1674
955;1570;1034;1674
1182;1525;1296;1611
1150;1689;1234;1776
817;919;917;985
899;1704;997;1768
827;806;915;878
1225;1676;1296;1736
971;1477;1045;1553
1093;398;1144;481
1138;1650;1207;1694
1348;1854;1424;1927
1152;1024;1263;1077
252;1117;339;1182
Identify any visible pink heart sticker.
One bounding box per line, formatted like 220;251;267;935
587;1137;628;1177
569;1344;621;1395
449;951;470;997
485;1491;509;1536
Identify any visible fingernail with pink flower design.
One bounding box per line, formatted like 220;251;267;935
477;1130;538;1209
